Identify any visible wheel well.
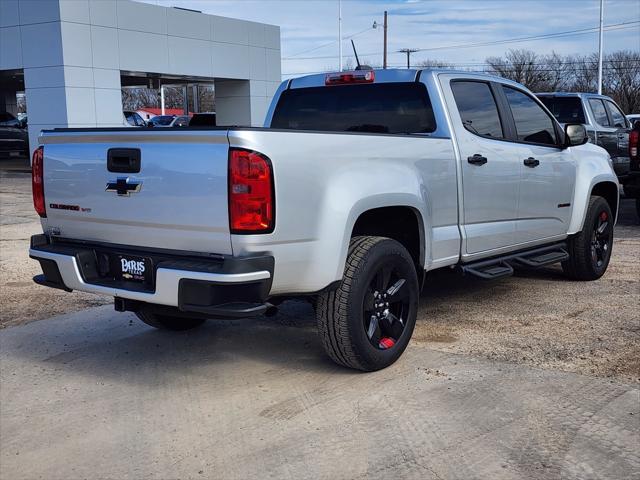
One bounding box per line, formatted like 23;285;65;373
591;182;619;219
351;206;424;267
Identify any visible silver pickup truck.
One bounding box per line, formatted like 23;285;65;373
30;69;618;371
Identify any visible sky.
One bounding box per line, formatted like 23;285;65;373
140;0;640;78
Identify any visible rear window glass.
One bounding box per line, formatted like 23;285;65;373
451;81;504;139
538;96;586;124
270;82;436;134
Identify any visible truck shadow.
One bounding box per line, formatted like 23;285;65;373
2;302;362;385
4;275;557;385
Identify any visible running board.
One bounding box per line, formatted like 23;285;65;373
461;243;568;280
513;249;569;268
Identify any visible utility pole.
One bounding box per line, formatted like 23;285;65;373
338;0;343;71
383;11;388;69
399;48;418;69
597;0;604;94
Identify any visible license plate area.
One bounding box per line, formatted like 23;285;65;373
110;253;153;286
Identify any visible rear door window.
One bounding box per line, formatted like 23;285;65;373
605;100;628;128
538;96;586;124
451;81;504;139
589;99;611;127
270;82;436;134
503;86;557;146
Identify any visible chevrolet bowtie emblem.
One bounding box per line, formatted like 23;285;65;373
106;177;142;196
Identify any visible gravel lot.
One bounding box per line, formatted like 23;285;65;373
0;168;111;328
1;165;638;382
1;163;638;479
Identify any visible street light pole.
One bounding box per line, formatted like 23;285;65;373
597;0;604;94
338;0;343;71
383;11;388;69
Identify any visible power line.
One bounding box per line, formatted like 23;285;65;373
282;62;639;77
283;26;374;59
412;22;639;54
282;21;639;61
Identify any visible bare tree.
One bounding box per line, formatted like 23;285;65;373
121;88;159;111
603;50;640;114
416;59;455;69
485;49;640;113
486;49;549;91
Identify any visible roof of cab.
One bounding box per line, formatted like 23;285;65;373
286;68;523;90
536;92;611;100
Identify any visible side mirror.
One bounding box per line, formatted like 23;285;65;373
564;123;588;148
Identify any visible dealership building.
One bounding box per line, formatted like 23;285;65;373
0;0;281;155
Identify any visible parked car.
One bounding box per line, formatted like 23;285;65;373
0;126;29;159
627;114;640;125
29;69;618;371
147;115;175;127
0;112;29;158
624;120;640;218
170;115;191;127
537;93;631;181
0;112;24;128
189;113;216;126
124;111;146;127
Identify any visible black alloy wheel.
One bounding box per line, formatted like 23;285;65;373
563;195;614;280
363;264;410;350
316;236;419;371
590;209;612;269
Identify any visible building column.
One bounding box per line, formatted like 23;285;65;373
24;66;123;156
215;79;272;127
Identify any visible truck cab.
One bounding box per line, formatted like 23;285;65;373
536;92;631;180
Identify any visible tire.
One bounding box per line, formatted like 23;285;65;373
636;198;640;221
135;309;205;331
316;236;419;371
562;195;614;281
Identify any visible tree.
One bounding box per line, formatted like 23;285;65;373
416;59;455;69
485;49;640;113
603;50;640;114
486;49;550;91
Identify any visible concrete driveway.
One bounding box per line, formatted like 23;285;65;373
1;302;638;480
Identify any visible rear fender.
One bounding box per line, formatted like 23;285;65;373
568;143;619;234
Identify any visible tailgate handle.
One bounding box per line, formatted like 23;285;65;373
107;148;141;173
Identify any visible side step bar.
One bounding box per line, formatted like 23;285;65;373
461;243;569;280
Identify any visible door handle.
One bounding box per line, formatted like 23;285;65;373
107;148;141;173
523;157;540;168
467;154;488;166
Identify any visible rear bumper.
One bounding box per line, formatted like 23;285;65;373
611;156;630;179
29;235;274;317
622;171;640;198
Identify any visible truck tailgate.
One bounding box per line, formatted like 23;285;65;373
40;129;232;255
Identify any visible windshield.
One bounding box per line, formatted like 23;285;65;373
538;96;586;124
271;82;436;134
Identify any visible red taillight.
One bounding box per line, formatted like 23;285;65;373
32;146;46;217
228;148;274;233
325;70;375;85
629;129;639;161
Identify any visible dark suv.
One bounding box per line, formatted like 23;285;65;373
0;112;29;159
536;92;631;180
